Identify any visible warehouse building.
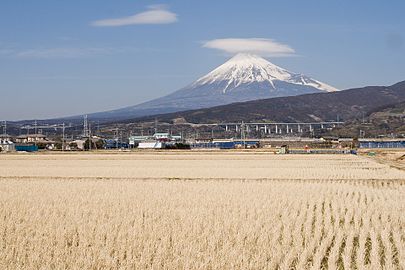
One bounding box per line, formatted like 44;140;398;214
129;133;183;149
359;139;405;148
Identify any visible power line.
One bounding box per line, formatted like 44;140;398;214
20;122;69;150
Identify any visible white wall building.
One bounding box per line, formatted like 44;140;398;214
0;139;15;152
138;141;164;149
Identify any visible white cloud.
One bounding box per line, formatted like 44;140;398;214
0;47;134;59
203;38;295;57
91;5;177;27
0;45;143;59
14;47;118;59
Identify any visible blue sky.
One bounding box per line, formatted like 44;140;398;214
1;0;404;120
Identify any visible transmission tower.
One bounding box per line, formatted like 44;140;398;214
83;115;89;137
83;115;92;151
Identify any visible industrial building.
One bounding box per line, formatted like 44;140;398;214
138;141;164;149
129;133;183;149
191;139;260;149
359;139;405;148
14;145;38;152
104;139;128;149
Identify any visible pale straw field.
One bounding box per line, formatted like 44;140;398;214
0;153;404;269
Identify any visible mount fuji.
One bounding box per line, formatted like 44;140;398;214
90;53;338;120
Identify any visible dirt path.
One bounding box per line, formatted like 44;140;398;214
359;149;405;171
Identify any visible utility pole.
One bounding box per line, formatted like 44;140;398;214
241;121;246;148
19;123;69;149
34;120;37;146
114;127;119;149
120;131;123;149
88;123;92;151
62;123;65;151
3;121;6;136
154;118;158;134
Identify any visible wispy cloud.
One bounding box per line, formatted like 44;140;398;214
91;5;178;27
0;47;133;59
16;47;115;59
57;36;76;41
203;38;295;57
0;48;14;55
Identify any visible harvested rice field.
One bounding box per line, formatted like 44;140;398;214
0;152;404;269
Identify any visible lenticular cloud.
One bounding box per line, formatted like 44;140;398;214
203;38;295;57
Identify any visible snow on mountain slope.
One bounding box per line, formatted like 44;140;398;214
193;53;337;93
88;53;338;120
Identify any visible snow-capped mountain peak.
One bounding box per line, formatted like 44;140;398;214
194;53;337;93
87;53;339;120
